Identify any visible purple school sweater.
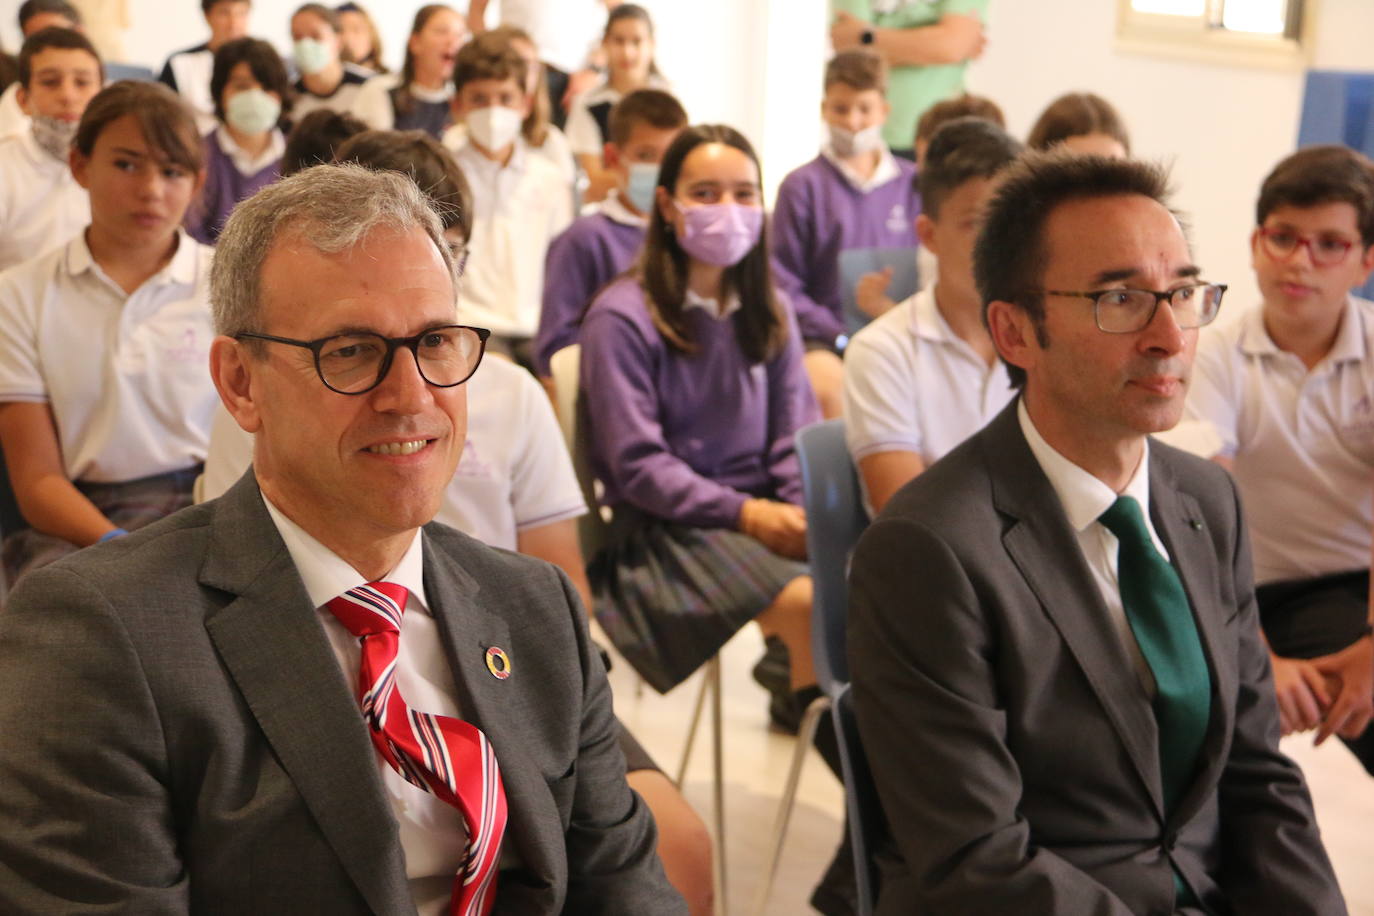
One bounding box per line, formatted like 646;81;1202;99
771;154;920;342
580;276;820;530
186;130;281;245
534;210;644;376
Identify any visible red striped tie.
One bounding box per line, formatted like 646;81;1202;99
327;582;507;916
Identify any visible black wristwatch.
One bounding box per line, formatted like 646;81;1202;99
860;28;875;45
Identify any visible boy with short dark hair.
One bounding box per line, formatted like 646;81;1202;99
771;49;922;417
447;37;571;364
913;91;1003;167
532;87;687;381
1185;144;1374;774
158;0;252;131
0;0;83;137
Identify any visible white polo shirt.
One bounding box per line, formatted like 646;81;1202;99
1184;297;1374;584
842;284;1016;466
449;138;572;336
441;122;577;200
0;230;217;483
0;129;90;271
203;355;586;550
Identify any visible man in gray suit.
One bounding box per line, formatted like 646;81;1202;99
849;153;1346;914
0;164;685;914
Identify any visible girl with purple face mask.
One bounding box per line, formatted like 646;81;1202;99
578;124;827;739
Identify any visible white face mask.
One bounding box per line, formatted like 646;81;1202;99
466;105;523;153
293;37;331;76
827;122;884;158
31;115;78;161
225;88;282;135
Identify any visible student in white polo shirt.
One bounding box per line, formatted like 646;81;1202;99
0;80;216;587
842;117;1021;513
1185;145;1374;775
0;27;101;271
0;0;85;139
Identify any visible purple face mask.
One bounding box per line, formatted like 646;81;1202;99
674;202;764;267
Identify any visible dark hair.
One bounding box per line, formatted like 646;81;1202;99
292;2;340;33
0;52;18;93
1026;92;1130;154
974;152;1174;388
17;25;102;87
336;2;386;73
918;118;1022;219
915;92;1004;146
451;32;524;94
640;124;786;364
607;88;687;148
603;4;660;78
1257;145;1374;247
396;5;458;117
282;108;367;175
823;49;886;95
18;0;82;32
74;80;204;174
479;25;550;146
210;36;291;125
336;128;471;242
201;0;249;14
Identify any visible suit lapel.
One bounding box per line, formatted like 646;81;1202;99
985;407;1166;817
200;475;415;916
1148;458;1235;827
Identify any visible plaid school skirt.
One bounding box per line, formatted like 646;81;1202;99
589;506;807;694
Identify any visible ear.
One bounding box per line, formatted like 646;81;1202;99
1358;241;1374;287
15;85;29;116
602;141;621;171
879;98;891;122
1249;226;1263;271
986;299;1038;379
210;336;264;434
915;213;937;255
69;146;90;188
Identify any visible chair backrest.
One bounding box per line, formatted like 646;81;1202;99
796;418;868;692
547;344;609;557
834;682;883;916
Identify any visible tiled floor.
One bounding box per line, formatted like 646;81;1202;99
609;626;1374;915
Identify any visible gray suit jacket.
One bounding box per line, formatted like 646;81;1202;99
0;473;685;915
849;401;1344;915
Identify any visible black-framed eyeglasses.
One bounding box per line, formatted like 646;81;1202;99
1043;283;1227;334
1257;227;1358;267
236;324;491;395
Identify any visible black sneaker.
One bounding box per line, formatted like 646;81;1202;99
751;634;791;697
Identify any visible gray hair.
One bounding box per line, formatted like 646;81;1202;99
210;162;457;338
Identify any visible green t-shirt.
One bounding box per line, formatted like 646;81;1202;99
832;0;991;150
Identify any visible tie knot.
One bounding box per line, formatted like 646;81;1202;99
326;581;409;638
1098;495;1150;545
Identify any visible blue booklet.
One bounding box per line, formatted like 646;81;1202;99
837;247;921;338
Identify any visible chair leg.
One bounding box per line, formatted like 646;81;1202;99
747;693;832;916
709;655;728;915
675;666;711;787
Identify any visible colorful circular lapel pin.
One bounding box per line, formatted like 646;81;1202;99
485;646;512;680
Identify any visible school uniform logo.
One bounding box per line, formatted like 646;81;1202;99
886;203;908;234
455;439;495;478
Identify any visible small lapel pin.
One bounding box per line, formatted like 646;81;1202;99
1189;519;1203;531
485;646;512;680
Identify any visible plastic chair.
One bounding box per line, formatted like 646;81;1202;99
751;418;869;914
832;682;882;915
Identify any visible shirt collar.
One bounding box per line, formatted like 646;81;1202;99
599;193;648;228
820;145;901;193
1017;398;1152;534
64;229;203;287
684;286;741;318
909;285;952;342
1239;296;1367;365
408;81;454;104
215;123;285;176
260;490;431;613
456;135;525;174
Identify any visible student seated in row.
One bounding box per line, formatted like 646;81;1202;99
772;49;922;418
336;1;386;74
279;107;366;175
1026;90;1130;159
912;90;1004;168
185;37;289;245
843;117;1020;514
158;0;251;133
287;3;372;121
0;27;100;271
1185;145;1374;774
446;36;571;366
0;81;216;586
353;4;466;137
532;87;688;381
0;0;84;138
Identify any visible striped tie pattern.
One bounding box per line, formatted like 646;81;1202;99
327;582;507;916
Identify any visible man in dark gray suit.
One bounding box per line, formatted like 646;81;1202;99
0;164;684;914
849;153;1346;914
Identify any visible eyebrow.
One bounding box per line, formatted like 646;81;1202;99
1091;264;1201;286
109;146;148;159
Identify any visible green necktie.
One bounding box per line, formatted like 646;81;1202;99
1098;495;1212;814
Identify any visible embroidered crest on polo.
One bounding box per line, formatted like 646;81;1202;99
485;646;512;680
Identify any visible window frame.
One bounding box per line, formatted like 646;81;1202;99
1115;0;1316;71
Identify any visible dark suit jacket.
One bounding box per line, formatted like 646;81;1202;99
0;474;685;915
848;401;1344;916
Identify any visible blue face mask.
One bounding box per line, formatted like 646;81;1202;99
624;162;659;214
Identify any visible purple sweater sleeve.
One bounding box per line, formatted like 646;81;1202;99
580;306;750;530
771;170;845;343
534;223;597;377
766;303;822;505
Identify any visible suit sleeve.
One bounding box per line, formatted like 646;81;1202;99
0;566;188;913
555;569;687;914
1211;475;1347;914
848;516;1136;915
